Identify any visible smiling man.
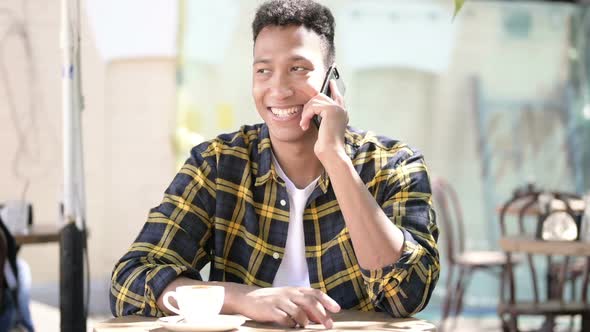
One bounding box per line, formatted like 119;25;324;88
110;0;439;328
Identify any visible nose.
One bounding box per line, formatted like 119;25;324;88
268;72;294;99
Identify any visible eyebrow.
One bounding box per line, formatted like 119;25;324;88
252;55;312;65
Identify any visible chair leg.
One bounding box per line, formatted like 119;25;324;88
509;315;518;332
454;267;473;316
539;315;555;332
450;267;466;317
568;275;578;332
582;312;590;332
440;264;455;330
450;267;472;331
499;314;514;332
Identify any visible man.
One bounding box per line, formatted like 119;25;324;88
110;0;439;328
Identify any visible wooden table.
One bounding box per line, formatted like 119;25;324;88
93;310;437;332
13;224;61;245
499;236;590;331
500;236;590;256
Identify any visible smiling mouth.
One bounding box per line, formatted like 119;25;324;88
268;105;303;118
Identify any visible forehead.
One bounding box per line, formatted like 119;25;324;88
253;25;324;62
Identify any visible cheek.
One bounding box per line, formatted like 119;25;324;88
308;74;324;90
293;76;322;98
252;83;265;104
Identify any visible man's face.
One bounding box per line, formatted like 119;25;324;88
252;25;327;144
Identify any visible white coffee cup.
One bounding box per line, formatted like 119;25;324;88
163;285;225;323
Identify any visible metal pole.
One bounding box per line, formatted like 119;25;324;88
60;0;86;330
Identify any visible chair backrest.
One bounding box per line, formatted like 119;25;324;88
431;177;465;265
499;189;589;307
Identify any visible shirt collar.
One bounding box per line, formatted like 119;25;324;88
254;124;359;193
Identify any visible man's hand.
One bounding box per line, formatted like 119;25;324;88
299;80;348;163
238;287;341;328
159;279;340;328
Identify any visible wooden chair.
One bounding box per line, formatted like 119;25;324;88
498;189;590;332
431;177;516;331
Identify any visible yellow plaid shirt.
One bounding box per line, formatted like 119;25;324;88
110;123;439;318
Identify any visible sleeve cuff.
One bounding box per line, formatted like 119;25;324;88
359;228;420;299
145;265;203;316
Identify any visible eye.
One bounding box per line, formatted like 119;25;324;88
256;68;270;74
291;66;308;72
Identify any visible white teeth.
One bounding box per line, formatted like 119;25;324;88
270;106;301;117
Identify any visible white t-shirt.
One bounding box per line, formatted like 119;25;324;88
272;156;319;287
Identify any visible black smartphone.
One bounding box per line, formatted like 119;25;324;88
313;66;346;128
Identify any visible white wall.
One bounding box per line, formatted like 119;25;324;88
0;0;177;292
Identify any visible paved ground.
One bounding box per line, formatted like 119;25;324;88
30;278;111;317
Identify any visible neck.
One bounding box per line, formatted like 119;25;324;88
271;136;323;189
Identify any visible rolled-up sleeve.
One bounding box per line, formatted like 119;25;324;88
110;142;218;317
359;151;439;317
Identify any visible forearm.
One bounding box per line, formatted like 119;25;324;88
156;277;260;315
321;151;405;270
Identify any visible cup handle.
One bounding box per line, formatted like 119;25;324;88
162;291;182;316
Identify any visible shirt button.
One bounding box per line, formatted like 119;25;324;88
273;252;280;259
280;199;287;206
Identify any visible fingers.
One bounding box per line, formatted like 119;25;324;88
329;79;344;107
300;82;346;131
301;288;341;313
292;295;331;329
292;289;340;329
278;300;310;327
299;103;315;131
300;98;333;131
271;307;298;328
243;286;341;329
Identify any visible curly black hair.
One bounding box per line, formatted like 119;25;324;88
252;0;335;66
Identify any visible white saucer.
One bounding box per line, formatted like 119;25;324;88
157;315;246;332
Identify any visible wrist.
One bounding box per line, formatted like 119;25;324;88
319;149;351;174
316;146;348;167
222;282;257;315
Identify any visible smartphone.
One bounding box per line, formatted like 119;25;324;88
313;65;346;128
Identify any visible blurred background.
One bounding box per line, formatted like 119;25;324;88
0;0;589;330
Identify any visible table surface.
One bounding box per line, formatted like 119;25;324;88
93;310;437;332
13;224;61;245
500;236;590;256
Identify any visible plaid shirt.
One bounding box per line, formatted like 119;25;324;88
110;123;439;318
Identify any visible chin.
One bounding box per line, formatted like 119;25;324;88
267;122;309;144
